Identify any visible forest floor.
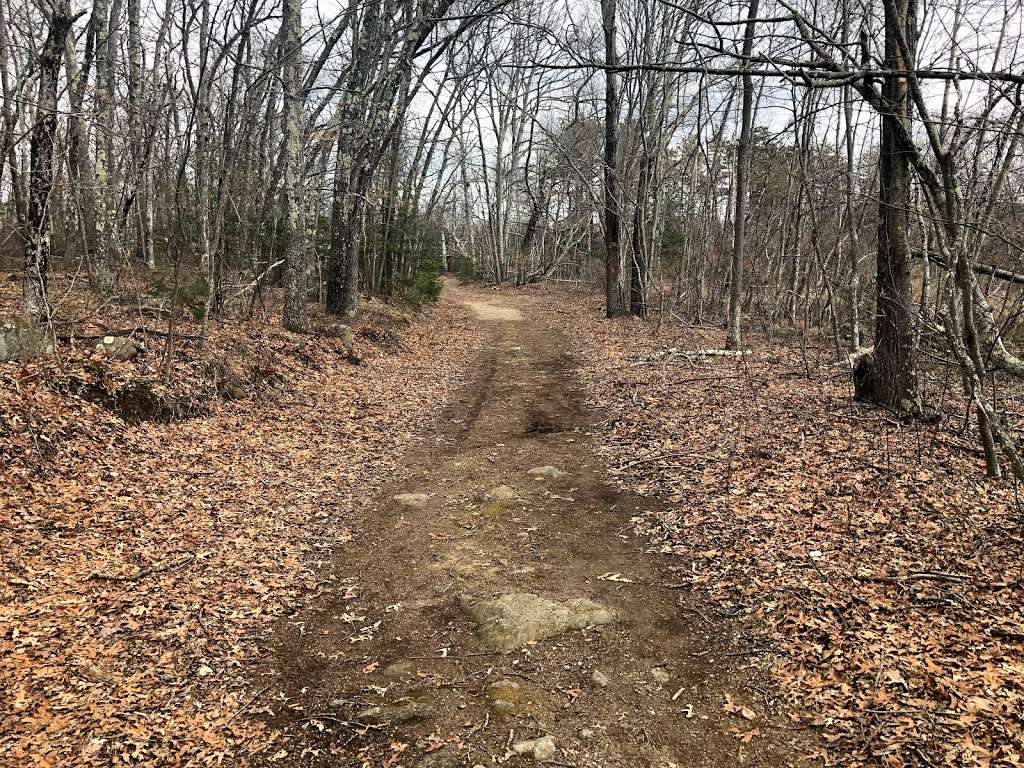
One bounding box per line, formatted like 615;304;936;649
3;277;1022;767
518;286;1023;768
1;276;484;767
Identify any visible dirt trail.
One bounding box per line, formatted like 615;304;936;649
250;284;802;767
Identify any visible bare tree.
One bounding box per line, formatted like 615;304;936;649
602;0;625;317
726;0;759;350
24;0;81;318
282;0;309;331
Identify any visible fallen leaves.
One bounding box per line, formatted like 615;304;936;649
519;286;1024;768
0;283;484;766
731;726;761;743
724;694;757;721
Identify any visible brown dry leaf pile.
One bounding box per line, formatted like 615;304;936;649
516;285;1024;768
1;281;484;767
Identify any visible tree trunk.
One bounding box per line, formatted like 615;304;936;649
854;0;921;415
91;0;115;294
281;0;309;332
630;152;651;317
841;1;861;350
601;0;625;318
24;1;77;318
726;0;758;349
326;0;379;317
127;0;153;267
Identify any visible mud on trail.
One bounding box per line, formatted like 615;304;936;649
246;283;806;767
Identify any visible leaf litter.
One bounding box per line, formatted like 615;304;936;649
4;277;1024;767
510;284;1024;768
0;284;484;766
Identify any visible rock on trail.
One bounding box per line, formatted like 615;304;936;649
459;592;616;651
512;735;558;762
393;492;431;509
486;485;517;501
415;746;462;768
356;701;437;726
527;465;567;480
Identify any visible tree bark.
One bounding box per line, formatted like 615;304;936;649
91;0;116;294
854;0;921;415
726;0;758;349
24;1;78;318
601;0;625;317
281;0;308;332
326;0;379;317
630;152;651;317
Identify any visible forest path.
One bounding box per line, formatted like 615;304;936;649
250;282;800;767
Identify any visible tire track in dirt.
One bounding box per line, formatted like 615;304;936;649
244;283;807;767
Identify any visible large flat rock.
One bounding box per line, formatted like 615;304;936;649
0;316;54;362
459;592;616;651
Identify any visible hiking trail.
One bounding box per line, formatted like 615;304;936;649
251;283;800;767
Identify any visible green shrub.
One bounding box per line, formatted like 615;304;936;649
402;253;443;307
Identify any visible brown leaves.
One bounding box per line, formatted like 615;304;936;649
0;287;483;766
723;694;757;721
520;288;1024;767
730;726;761;743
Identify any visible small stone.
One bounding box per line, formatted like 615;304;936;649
488;678;521;696
383;660;414;678
651;666;671;684
532;736;557;762
393;493;430;509
513;735;557;762
356;701;436;725
527;466;566;480
487;485;517;501
578;728;595;740
415;746;460;768
95;335;139;361
490;698;516;715
486;678;525;715
590;670;610;688
515;531;530;541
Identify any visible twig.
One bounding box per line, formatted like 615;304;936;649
721;646;774;657
406;652;502;661
854;570;970;585
300;715;386;730
228;260;286;301
633;348;752;365
57;327;201;342
86;553;195;582
224;685;270;727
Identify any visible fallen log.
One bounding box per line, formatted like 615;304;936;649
635;348;752;365
913;250;1024;286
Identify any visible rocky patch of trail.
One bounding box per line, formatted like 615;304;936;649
245;285;806;767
